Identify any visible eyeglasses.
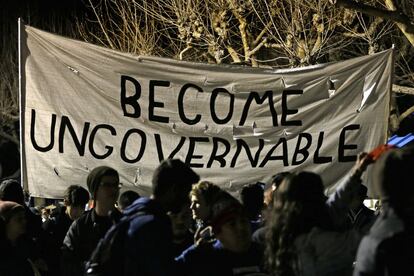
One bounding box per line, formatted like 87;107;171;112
100;182;123;189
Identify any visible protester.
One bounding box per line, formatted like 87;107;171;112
0;200;40;275
61;166;121;276
123;159;199;275
240;182;265;233
347;184;376;234
265;153;373;276
263;172;291;218
0;178;48;274
0;179;44;239
168;202;194;257
189;181;222;242
253;172;291;246
354;146;414;275
43;185;89;275
117;190;140;211
176;191;268;276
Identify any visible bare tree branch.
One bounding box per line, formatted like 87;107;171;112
334;0;414;46
400;104;414;122
393;84;414;95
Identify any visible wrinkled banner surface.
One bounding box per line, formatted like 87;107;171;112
20;25;393;198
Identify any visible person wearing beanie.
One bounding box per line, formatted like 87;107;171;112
354;146;414;276
0;200;39;276
123;159;199;276
61;166;121;276
176;191;267;276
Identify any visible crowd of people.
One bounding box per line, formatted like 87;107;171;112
0;145;413;276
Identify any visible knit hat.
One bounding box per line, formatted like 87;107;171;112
0;200;25;222
87;166;119;199
210;191;244;233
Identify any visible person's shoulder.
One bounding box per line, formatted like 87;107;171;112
68;209;93;231
176;241;216;265
368;208;404;240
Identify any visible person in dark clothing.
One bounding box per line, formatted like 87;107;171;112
43;185;89;275
354;146;414;276
240;182;265;233
168;202;194;257
123;159;200;276
176;192;267;276
0;178;48;273
61;166;121;276
347;184;376;234
0;200;38;276
118;190;140;211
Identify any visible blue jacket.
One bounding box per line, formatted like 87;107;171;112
123;197;176;276
176;240;267;276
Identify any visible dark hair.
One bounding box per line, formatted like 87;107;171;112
64;185;90;207
265;171;327;275
0;179;24;205
118;190;140;210
210;191;243;233
240;182;264;220
152;159;199;198
152;159;199;213
271;172;291;190
373;146;414;215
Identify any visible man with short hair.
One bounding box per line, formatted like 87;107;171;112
123;159;199;276
61;166;121;276
43;185;89;275
347;184;376;234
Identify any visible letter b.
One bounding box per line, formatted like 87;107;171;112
120;75;141;118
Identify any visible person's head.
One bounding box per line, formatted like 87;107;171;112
271;172;291;191
152;159;199;213
264;172;291;211
168;202;192;242
189;181;222;221
240;182;265;220
0;179;25;205
87;166;120;207
118;190;140;211
349;184;368;211
0;201;26;242
63;185;90;220
210;191;251;253
266;171;327;275
372;146;414;215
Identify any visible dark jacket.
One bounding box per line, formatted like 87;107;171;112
0;238;36;276
347;204;377;234
353;206;414;276
61;208;118;276
175;240;267;276
123;197;176;276
43;206;73;275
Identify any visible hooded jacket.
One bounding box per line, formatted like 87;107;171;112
123;197;176;276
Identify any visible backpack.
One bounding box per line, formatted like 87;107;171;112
84;211;144;276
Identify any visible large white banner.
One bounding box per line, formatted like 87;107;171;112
20;25;393;198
